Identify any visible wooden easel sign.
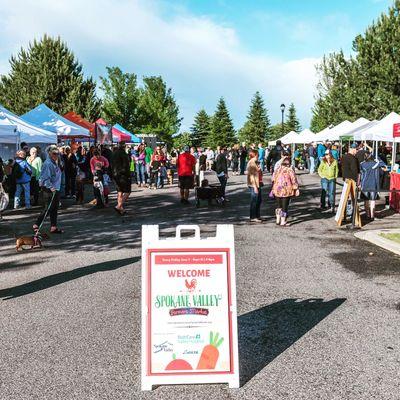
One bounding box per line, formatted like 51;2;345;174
141;225;240;390
335;179;362;227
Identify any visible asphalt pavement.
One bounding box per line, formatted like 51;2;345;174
0;171;399;400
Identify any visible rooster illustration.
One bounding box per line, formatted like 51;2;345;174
185;279;197;292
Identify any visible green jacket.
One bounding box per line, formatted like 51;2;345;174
318;159;338;180
28;156;43;180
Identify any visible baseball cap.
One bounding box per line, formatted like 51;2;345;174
183;145;190;152
350;143;357;149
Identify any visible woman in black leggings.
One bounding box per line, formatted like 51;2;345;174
271;157;299;226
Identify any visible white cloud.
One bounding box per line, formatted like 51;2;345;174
0;0;319;130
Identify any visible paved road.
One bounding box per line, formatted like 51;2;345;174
0;172;399;400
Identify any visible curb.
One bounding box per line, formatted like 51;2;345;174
355;229;400;256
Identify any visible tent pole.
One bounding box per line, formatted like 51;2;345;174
391;141;396;169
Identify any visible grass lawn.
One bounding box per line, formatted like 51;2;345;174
381;233;400;244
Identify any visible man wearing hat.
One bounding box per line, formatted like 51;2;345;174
176;145;196;204
33;145;63;233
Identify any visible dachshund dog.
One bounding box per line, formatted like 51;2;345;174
16;233;49;251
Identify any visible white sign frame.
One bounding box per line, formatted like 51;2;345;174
141;224;239;390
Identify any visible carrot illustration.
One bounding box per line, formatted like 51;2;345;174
165;353;193;371
196;331;224;370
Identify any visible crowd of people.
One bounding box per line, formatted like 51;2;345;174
0;138;392;232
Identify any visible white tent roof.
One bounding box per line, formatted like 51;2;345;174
279;130;298;144
358;112;400;142
0;115;18;144
343;120;378;141
21;103;90;138
314;126;332;141
0;104;57;144
291;128;315;144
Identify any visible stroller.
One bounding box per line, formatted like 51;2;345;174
195;179;224;208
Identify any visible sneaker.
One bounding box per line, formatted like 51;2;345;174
250;218;262;223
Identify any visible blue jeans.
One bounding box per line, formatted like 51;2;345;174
249;186;262;219
14;182;31;208
259;159;265;171
309;157;315;174
218;175;227;198
136;163;146;184
321;178;336;208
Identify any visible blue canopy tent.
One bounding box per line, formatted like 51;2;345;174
21;103;90;139
113;123;141;143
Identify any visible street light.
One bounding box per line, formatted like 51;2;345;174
280;103;285;134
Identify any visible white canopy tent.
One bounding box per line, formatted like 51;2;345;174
314;126;332;142
278;130;298;144
0;104;56;144
317;120;354;142
357;112;400;143
343;120;378;141
291;128;315;144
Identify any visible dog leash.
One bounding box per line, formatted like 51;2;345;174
34;191;56;236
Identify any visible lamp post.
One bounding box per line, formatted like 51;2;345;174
280;103;285;135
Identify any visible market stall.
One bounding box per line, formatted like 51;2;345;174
0;104;56;145
21;103;90;140
112;123;141;143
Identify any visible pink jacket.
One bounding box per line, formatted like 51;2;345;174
272;166;299;197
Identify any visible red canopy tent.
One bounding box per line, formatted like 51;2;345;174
111;125;131;142
64;112;95;137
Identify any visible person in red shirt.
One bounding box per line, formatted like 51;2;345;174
176;145;196;204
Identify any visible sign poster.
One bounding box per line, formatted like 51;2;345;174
393;123;400;138
141;225;239;390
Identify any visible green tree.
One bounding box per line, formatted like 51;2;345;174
240;91;271;144
172;131;191;149
285;103;301;132
208;97;236;147
0;35;100;120
138;76;182;144
311;1;400;129
269;123;288;141
100;66;140;132
190;109;211;147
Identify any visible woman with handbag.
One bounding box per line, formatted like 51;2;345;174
246;149;263;223
272;156;299;226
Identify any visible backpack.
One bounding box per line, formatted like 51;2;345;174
12;161;24;179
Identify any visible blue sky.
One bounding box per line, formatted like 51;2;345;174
0;0;393;132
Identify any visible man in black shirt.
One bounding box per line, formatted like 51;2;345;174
266;140;283;172
342;144;360;182
341;143;360;219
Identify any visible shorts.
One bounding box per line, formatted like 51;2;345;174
114;175;132;193
179;175;194;190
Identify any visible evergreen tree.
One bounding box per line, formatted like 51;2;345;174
137;76;182;144
0;35;100;120
285;103;301;132
190;109;211;147
173;131;191;149
269;123;288;141
311;1;400;129
208;97;236;147
100;67;140;132
240;91;271;144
